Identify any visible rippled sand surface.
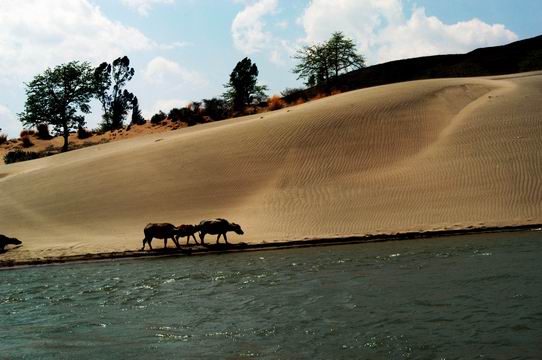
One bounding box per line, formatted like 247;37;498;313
1;232;541;358
0;72;541;261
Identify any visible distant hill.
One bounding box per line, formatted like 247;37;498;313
286;35;542;101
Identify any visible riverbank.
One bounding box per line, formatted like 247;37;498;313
2;224;540;269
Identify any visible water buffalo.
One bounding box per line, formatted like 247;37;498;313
198;218;244;245
141;223;182;251
0;234;22;251
175;224;200;245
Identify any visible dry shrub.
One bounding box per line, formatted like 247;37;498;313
20;129;35;137
0;133;7;145
267;95;286;111
330;89;342;96
294;98;306;106
21;135;34;148
311;92;327;101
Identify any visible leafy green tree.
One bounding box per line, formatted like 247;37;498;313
327;32;365;78
19;61;95;152
94;56;135;131
130;96;145;125
294;43;330;87
224;57;268;112
293;31;365;87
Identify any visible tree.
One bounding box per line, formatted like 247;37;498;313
294;43;330;87
224;57;268;112
130;96;145;125
293;31;365;87
19;61;95;152
94;56;135;131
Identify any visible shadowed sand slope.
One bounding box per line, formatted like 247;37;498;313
1;73;541;261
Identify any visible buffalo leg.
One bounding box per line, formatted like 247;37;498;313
173;236;181;249
142;237;151;251
143;238;153;251
192;234;199;245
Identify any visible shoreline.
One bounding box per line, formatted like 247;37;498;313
1;223;541;269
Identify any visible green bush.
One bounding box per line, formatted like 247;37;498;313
4;150;42;164
168;107;204;126
150;111;167;124
202;98;230;121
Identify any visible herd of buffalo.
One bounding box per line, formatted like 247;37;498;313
0;218;244;254
142;218;244;250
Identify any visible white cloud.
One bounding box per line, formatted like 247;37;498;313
0;0;155;82
121;0;175;16
143;57;208;88
375;8;518;62
298;0;518;64
231;0;294;66
299;0;402;51
157;41;189;50
231;0;278;54
148;99;189;116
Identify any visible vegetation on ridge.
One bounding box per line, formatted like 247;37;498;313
18;61;96;152
6;33;541;165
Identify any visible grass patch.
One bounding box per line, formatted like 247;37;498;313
4;150;43;164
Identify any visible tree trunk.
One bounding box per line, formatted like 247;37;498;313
62;123;69;152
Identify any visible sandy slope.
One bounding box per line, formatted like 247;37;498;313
1;72;541;262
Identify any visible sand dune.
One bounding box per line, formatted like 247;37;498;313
1;72;541;263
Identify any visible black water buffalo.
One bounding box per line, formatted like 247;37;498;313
175;224;200;245
198;218;244;245
0;235;22;251
141;223;182;250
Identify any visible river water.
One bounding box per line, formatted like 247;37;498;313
1;231;541;359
